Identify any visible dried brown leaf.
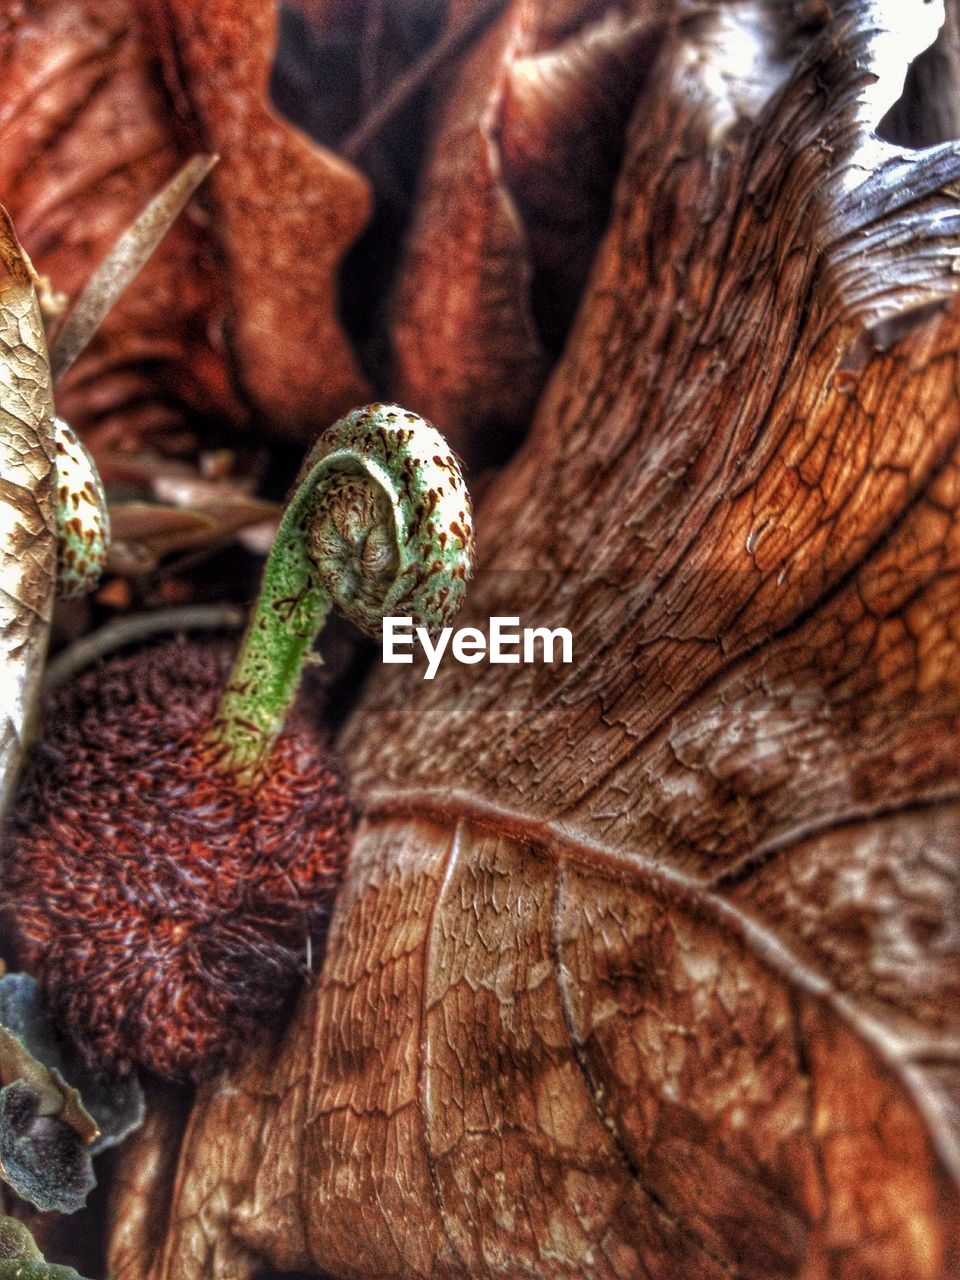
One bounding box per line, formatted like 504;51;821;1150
0;0;371;450
111;2;960;1277
387;0;550;460
388;0;656;464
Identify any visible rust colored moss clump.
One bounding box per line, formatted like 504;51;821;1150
1;638;352;1082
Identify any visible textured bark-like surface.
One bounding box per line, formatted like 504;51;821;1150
0;0;370;449
110;1;960;1277
0;211;56;821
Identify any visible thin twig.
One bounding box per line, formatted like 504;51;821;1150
341;0;508;161
360;0;388;113
50;154;218;384
43;604;245;693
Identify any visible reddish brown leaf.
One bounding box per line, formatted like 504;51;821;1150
108;2;960;1277
388;0;669;465
105;496;278;573
387;0;551;460
0;0;371;450
498;8;664;355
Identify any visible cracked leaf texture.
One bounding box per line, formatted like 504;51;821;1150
0;210;56;822
111;2;960;1277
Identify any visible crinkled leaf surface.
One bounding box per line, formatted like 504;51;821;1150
108;2;960;1278
0;210;56;825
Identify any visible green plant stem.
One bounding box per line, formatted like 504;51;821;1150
203;405;475;787
204;465;334;784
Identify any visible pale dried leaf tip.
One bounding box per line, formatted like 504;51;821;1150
49;154;218;384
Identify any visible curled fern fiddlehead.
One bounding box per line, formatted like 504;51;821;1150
205;403;475;784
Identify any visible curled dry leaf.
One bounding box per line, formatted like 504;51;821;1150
94;449;279;574
0;1080;96;1215
0;975;145;1159
0;0;371;450
387;0;550;459
0;1027;97;1150
389;0;660;463
110;2;960;1278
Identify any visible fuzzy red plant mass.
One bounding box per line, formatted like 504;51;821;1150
0;638;352;1082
